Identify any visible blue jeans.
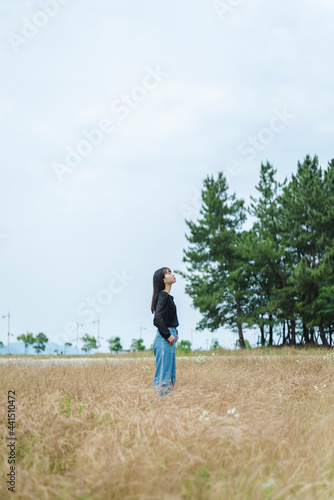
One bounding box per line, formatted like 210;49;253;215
153;327;177;398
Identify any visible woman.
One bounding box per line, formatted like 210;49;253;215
151;267;179;398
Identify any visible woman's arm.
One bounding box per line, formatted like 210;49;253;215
155;293;174;342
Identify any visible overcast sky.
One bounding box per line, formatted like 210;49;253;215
1;0;333;352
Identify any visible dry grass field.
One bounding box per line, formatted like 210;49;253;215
1;348;334;499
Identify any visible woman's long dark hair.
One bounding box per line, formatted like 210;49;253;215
151;267;171;313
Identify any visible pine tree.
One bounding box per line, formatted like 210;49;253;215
178;172;247;347
280;155;329;345
108;336;123;354
247;162;286;345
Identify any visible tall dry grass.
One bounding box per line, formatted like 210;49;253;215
1;350;334;499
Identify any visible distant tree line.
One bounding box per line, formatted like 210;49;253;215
178;155;334;348
2;333;152;355
17;332;49;354
2;332;219;355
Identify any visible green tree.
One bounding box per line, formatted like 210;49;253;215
33;332;48;354
176;340;191;354
280;155;331;346
177;172;247;347
236;338;251;349
175;155;334;349
108;336;123;354
247;162;287;346
130;338;145;351
81;334;97;354
0;340;3;350
17;332;36;354
212;340;222;350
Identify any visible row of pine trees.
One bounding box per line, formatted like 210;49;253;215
179;155;334;348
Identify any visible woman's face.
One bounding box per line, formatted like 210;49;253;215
164;268;176;285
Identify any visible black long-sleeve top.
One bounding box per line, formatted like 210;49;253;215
153;291;179;340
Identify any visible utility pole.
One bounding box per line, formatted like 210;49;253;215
93;318;100;353
2;310;10;355
76;322;83;356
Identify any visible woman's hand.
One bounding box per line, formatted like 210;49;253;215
167;335;175;346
